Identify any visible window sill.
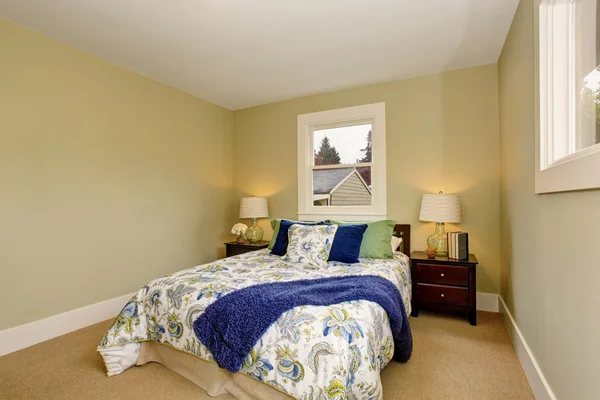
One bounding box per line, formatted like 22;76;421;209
535;149;600;193
298;212;387;222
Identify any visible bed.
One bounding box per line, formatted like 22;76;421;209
98;224;412;399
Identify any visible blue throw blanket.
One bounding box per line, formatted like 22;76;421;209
193;275;412;373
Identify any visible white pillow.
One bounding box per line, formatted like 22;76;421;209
391;236;403;253
282;224;338;267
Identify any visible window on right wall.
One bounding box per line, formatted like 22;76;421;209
537;0;600;193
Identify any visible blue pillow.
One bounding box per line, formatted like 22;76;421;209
327;224;368;264
271;220;320;256
272;220;367;263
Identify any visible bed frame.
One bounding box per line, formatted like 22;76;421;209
393;224;411;257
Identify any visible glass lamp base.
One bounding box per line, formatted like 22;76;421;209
246;219;264;243
427;222;448;257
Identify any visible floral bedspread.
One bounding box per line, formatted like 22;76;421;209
98;249;412;399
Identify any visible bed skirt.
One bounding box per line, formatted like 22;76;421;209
136;342;293;400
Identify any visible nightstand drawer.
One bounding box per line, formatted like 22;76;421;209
224;241;269;257
418;263;468;286
418;283;469;307
227;247;252;257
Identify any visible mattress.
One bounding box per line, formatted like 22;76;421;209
98;249;412;399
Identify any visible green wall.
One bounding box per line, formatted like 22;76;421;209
0;18;235;330
233;65;501;293
498;1;600;399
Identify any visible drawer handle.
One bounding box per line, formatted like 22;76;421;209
440;273;445;277
441;293;445;298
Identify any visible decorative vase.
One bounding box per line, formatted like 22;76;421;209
236;234;245;244
427;222;448;257
245;218;264;243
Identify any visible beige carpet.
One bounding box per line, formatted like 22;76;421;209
0;311;533;400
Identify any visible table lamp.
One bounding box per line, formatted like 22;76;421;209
419;191;461;257
239;196;269;243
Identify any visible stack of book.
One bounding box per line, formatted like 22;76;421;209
448;232;469;260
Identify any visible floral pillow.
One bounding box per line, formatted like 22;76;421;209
282;224;338;267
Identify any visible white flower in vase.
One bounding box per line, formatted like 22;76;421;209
231;223;248;243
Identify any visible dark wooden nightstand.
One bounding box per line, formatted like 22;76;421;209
410;251;479;325
224;241;269;257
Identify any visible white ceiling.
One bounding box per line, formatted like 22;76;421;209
0;0;519;110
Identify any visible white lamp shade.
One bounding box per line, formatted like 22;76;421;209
239;197;269;219
419;193;461;223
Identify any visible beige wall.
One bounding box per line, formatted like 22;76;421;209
498;1;600;399
0;19;235;330
234;65;501;293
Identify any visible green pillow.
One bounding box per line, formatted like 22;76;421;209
268;219;282;250
327;219;396;259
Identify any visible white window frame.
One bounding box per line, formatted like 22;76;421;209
297;102;386;221
536;0;600;193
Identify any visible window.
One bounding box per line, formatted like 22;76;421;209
297;103;386;221
537;0;600;193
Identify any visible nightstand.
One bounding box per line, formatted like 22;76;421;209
410;251;479;326
224;241;269;257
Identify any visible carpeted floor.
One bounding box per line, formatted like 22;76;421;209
0;311;534;400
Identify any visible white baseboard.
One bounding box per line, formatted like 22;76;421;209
477;292;499;312
0;290;499;358
0;292;135;357
499;296;557;400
